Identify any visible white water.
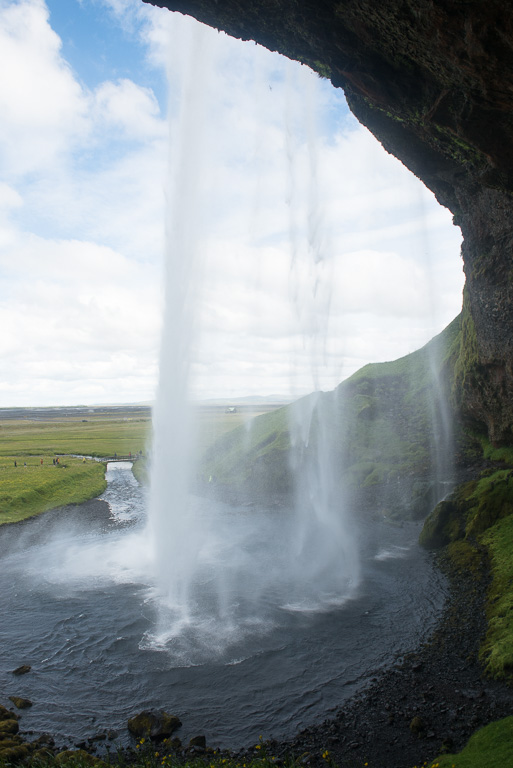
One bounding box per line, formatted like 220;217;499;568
146;25;359;656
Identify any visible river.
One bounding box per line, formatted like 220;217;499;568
0;462;446;749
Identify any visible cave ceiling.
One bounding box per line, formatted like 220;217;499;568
142;0;513;444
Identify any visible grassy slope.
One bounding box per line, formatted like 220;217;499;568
200;316;461;511
0;456;107;524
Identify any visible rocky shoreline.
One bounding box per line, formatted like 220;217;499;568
257;547;513;768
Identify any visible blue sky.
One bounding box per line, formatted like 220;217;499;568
0;0;464;406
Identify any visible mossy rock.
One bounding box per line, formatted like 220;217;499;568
54;749;107;767
9;696;32;709
0;738;22;750
127;710;182;741
0;744;30;763
419;499;464;548
0;705;16;722
446;539;485;578
0;719;19;736
409;716;426;736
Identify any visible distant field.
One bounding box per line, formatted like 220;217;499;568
0;407;150;458
193;404;279;453
0;403;283;524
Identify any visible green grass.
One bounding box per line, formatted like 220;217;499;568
0;457;107;524
425;715;513;767
0;410;151;524
0;416;149;458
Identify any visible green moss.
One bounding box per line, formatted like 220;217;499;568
466;470;513;538
480;515;513;679
478;436;513;465
452;289;479;406
419;500;465;549
446;539;484;578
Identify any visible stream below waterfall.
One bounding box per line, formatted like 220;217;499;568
0;462;447;749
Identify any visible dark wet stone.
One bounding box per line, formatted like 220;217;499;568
127;710;182;742
33;734;55;747
189;735;206;749
11;666;31;677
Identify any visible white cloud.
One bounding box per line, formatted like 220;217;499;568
0;231;162;405
94;78;165;140
0;0;90;176
0;0;464;406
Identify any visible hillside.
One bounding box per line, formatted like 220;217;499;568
199;315;462;518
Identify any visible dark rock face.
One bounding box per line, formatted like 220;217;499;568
143;0;513;443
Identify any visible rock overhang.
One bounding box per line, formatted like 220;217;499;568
142;0;513;444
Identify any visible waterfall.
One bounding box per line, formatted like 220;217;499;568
144;20;359;659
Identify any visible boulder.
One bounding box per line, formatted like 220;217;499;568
0;719;19;736
0;744;30;763
189;735;206;749
409;716;426;737
12;665;31;676
8;697;32;710
0;706;15;722
127;710;182;742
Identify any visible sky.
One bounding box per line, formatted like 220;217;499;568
0;0;465;407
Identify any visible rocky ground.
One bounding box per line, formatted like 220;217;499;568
250;549;513;768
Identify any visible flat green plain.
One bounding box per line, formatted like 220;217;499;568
0;404;274;525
